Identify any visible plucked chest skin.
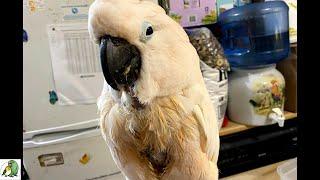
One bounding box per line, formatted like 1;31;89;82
99;91;219;180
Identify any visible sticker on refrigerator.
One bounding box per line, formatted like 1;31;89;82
23;29;28;42
79;153;90;165
47;23;104;105
59;0;94;21
24;0;46;12
0;159;21;179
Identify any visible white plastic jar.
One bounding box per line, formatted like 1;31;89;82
227;64;286;126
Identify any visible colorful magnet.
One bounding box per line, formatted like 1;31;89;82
49;90;58;105
79;153;90;165
23;29;28;42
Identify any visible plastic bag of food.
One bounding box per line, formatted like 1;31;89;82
186;27;230;71
186;27;229;129
200;61;228;129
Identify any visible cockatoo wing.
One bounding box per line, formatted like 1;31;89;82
185;84;220;163
193;103;220;163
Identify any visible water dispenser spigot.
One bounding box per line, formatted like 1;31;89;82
269;108;285;127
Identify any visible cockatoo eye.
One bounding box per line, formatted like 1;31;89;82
146;26;153;36
140;21;153;42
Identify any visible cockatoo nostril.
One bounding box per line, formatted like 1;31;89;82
100;35;141;90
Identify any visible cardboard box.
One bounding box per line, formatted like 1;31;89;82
216;0;233;15
162;0;217;27
276;47;297;112
233;0;251;7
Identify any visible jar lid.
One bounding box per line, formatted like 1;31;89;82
218;1;289;24
232;63;276;72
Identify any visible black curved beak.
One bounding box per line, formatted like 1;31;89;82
100;35;141;91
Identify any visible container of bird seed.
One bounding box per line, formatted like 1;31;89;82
186;27;229;129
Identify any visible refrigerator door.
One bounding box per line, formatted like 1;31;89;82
23;128;122;180
23;0;103;132
23;118;100;144
23;125;100;149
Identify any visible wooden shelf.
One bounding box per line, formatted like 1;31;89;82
219;111;297;136
220;159;292;180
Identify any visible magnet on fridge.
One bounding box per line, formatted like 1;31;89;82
23;29;28;42
49;90;58;105
79;153;90;165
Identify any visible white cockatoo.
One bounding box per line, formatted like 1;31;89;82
88;0;220;179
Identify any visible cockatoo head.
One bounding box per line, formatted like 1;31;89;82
89;0;202;108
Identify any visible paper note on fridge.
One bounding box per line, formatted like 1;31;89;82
59;0;94;21
47;23;104;105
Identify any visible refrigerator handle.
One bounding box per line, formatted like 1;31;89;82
23;128;101;149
